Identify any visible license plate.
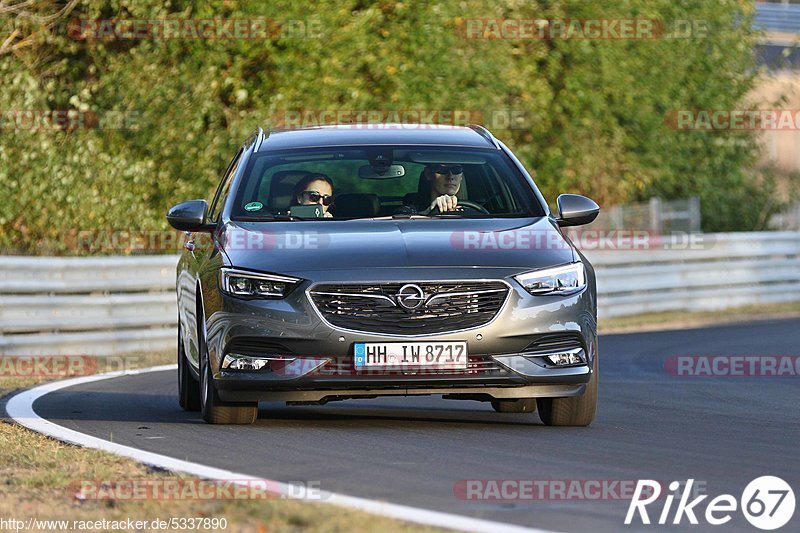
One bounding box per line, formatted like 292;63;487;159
354;341;468;369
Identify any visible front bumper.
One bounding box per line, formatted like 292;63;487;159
203;267;597;403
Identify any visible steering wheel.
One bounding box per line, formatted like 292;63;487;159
429;199;490;215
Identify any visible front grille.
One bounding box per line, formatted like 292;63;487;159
309;281;509;335
311;355;508;377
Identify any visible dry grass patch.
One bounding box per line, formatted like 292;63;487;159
600;301;800;334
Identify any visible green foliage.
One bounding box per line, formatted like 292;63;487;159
0;0;773;254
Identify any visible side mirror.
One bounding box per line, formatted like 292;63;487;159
555;194;600;227
167;200;215;232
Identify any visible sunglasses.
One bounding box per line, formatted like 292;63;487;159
300;190;334;206
431;165;464;175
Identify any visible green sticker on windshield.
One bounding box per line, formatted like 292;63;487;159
244;201;263;212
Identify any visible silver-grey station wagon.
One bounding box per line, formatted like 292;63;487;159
167;124;600;425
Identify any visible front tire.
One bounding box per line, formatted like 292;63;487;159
200;348;258;425
178;324;201;412
538;353;598;427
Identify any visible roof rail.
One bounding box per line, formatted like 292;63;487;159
255;127;266;151
245;127;267;151
467;124;501;149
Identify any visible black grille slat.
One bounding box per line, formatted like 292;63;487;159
310;281;508;335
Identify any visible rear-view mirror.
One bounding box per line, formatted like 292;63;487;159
358;164;406;179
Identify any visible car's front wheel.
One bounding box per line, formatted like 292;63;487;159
199;342;258;425
538;353;598;427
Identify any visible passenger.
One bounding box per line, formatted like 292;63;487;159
292;173;334;218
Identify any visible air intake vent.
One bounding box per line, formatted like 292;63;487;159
225;338;294;356
522;334;585;355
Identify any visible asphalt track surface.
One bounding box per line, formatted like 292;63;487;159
12;319;800;532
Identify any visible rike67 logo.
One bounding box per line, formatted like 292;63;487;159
626;477;795;530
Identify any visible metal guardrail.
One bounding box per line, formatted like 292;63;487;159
584;231;800;317
1;231;798;355
0;256;178;356
755;3;800;35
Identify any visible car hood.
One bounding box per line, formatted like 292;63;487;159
219;217;575;274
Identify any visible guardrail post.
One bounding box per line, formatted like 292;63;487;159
648;197;662;233
610;205;623;229
688;196;701;232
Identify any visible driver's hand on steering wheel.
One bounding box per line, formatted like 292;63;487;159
429;194;459;213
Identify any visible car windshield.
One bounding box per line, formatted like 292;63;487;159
230;146;544;220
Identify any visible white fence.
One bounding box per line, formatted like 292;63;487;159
1;231;798;355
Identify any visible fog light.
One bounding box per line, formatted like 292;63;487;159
227;358;269;371
222;353;295;371
545;348;585;366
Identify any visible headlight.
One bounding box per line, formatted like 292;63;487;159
220;268;301;299
515;263;586;296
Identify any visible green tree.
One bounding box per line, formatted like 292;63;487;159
0;0;773;253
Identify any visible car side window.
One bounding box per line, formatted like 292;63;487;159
208;148;243;222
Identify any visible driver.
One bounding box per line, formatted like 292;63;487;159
393;163;465;216
423;163;463;214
